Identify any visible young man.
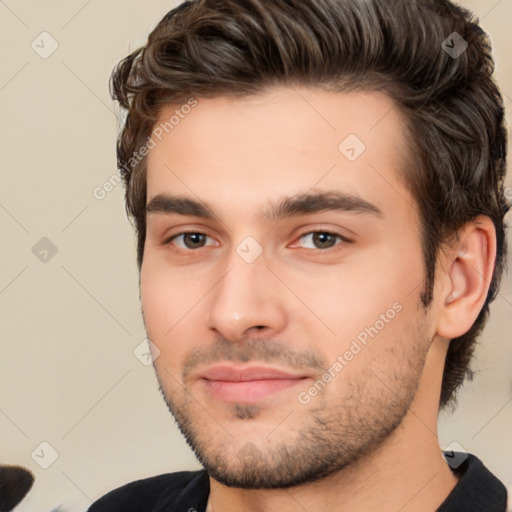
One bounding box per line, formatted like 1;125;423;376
89;0;509;510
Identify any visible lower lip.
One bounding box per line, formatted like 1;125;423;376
202;378;306;403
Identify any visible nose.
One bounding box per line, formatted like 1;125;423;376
206;251;288;341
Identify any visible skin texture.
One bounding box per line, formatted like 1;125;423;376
141;86;496;512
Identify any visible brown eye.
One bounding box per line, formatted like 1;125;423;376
169;232;215;250
298;231;343;249
312;232;338;249
183;233;207;248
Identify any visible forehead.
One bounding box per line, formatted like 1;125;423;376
145;87;413;222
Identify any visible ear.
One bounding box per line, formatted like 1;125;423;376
436;216;497;339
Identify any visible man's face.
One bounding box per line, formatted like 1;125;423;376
141;87;435;488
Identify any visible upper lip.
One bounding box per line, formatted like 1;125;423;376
198;365;308;382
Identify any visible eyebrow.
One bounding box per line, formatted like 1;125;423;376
145;191;383;222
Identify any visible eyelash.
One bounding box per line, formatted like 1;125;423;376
163;230;351;253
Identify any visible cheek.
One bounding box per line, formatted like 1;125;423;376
140;259;195;364
302;247;420;317
141;252;205;328
291;243;424;357
141;265;172;335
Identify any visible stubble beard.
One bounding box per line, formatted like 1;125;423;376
154;326;431;490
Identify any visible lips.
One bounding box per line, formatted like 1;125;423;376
198;365;308;403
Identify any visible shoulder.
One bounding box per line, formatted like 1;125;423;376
87;470;209;512
438;453;508;512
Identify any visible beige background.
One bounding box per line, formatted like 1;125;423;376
0;1;511;510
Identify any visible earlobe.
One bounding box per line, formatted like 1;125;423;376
436;217;496;339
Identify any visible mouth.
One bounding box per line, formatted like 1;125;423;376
198;365;310;403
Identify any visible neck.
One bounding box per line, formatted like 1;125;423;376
206;338;458;512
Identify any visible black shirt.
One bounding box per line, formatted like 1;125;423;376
88;454;508;512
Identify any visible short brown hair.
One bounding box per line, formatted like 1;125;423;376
110;0;509;408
